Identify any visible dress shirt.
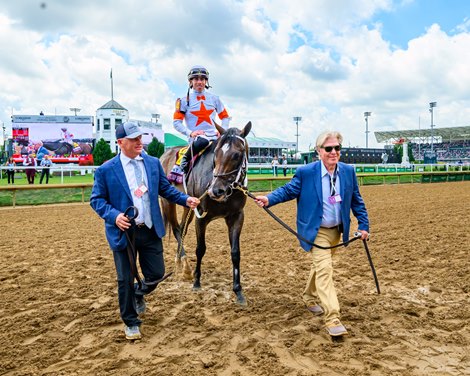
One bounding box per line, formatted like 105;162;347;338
320;162;342;228
120;153;150;225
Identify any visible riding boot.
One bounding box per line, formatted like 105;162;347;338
181;136;209;175
180;152;190;174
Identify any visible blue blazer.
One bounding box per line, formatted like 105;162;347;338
267;161;369;251
90;152;189;252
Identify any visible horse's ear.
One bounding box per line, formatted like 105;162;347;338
241;121;252;138
214;121;226;135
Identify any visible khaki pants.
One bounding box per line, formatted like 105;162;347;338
302;227;341;323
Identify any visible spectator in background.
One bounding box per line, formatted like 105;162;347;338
271;155;279;176
5;157;16;184
281;155;288;176
23;154;36;184
39;155;53;184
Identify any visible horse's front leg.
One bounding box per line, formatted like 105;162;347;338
193;218;208;290
226;211;246;306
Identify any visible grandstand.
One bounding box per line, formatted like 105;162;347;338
374;126;470;163
300;147;399;165
246;136;296;163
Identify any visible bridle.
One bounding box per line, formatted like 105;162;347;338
212;134;248;195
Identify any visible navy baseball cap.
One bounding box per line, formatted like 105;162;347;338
116;121;145;139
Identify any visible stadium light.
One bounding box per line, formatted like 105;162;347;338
293;116;302;156
151;113;160;122
70;107;81;116
429;102;437;153
364;112;372;148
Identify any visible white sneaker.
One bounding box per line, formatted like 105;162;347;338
325;319;348;337
124;325;142;340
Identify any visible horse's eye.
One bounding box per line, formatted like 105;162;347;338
232;152;241;160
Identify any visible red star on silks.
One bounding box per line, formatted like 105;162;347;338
190;102;214;127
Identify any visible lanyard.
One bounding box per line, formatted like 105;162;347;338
329;166;338;196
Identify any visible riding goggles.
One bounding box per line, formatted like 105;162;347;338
321;144;342;152
188;68;209;80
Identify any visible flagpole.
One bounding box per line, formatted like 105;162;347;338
110;68;114;101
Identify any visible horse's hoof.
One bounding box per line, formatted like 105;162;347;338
192;282;201;291
235;292;247;306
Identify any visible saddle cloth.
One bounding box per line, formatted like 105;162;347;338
167;147;188;184
175;146;188;166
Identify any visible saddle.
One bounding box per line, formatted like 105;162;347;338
167;143;213;184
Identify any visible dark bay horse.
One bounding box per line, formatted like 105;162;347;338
160;121;252;305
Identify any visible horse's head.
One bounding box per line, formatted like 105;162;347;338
208;121;252;202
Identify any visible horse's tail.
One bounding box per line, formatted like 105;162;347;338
161;197;176;247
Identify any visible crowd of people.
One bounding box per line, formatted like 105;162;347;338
270;155;289;176
2;153;54;184
411;140;470;161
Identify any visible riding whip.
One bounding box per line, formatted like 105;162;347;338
355;232;381;294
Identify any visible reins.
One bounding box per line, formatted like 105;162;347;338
176;191;209;260
232;184;381;294
123;206;174;287
123;206;143;289
233;184;362;250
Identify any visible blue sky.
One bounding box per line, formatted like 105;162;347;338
375;0;470;48
1;0;470;151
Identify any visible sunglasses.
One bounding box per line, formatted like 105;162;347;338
321;144;342;152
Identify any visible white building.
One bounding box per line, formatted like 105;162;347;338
95;99;128;153
94;100;163;153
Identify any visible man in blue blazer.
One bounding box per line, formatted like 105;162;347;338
90;121;199;340
256;130;369;337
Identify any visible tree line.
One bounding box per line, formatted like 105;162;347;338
92;137;165;165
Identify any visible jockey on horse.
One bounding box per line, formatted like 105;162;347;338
171;65;231;179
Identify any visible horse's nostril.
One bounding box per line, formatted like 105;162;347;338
214;188;225;197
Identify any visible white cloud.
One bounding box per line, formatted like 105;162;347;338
1;0;470;150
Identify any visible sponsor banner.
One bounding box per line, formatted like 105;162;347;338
12;115;93;124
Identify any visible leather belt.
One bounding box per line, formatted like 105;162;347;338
135;223;147;228
320;225;341;230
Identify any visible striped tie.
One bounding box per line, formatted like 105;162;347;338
130;159;152;228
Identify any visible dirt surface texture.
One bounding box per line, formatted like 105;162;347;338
0;182;469;376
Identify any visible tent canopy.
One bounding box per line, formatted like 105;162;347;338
374;126;470;143
164;133;187;148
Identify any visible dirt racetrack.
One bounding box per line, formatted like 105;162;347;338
0;182;469;376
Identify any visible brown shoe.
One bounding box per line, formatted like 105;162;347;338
306;304;324;316
325;319;348;336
